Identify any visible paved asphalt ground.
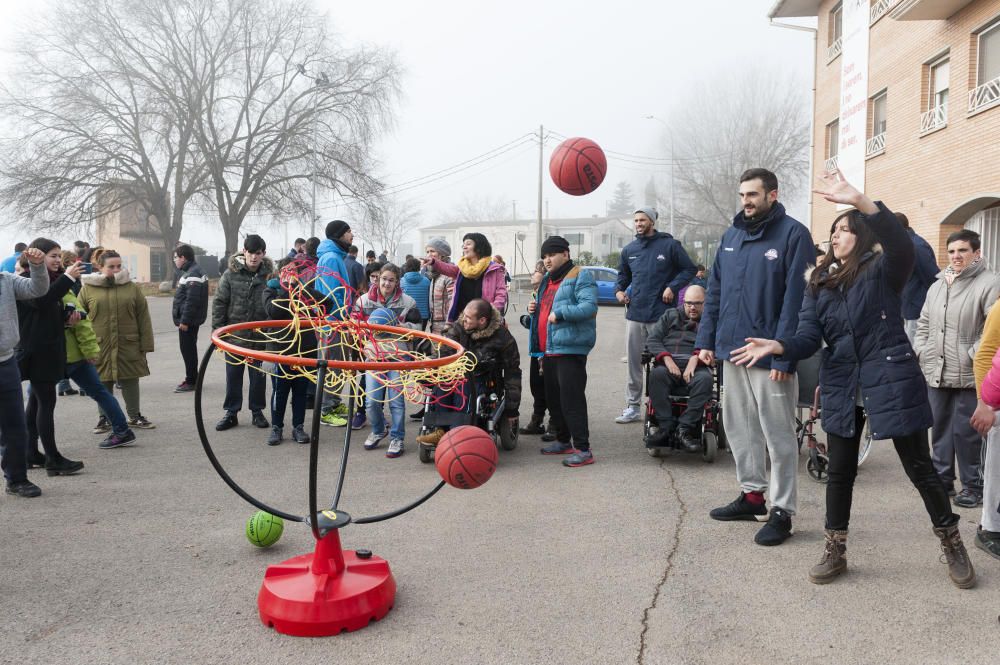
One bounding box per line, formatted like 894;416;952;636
2;295;999;664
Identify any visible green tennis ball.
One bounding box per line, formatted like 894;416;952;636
246;511;283;548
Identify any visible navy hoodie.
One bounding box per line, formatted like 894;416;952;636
615;231;696;323
694;202;813;372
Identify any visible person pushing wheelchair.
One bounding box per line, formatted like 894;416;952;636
644;284;712;452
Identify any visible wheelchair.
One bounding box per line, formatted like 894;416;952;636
641;351;727;462
417;363;518;463
794;351;874;483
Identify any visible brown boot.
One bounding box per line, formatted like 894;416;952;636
933;524;976;589
416;428;445;446
808;529;848;584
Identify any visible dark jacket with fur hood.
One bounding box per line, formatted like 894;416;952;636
445;307;521;417
212;254;274;350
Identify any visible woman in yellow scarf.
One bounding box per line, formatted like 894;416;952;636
422;232;508;321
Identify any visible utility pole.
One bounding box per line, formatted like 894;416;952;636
645;115;675;237
536;124;544;257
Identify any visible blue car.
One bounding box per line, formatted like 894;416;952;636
579;266;620;305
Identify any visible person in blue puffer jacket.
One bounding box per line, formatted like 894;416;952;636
614;207;696;424
526;236;598;468
399;258;431;328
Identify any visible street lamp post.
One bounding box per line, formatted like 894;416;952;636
645;115;675;237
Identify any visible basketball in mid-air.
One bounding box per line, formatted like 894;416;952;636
246;511;284;547
549;137;607;196
434;426;498;489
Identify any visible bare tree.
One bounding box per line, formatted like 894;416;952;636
0;0;210;266
187;0;400;254
659;70;810;238
443;194;510;224
358;196;420;259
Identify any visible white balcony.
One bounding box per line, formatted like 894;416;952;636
891;0;974;21
870;0;899;25
827;37;842;62
824;155;839;172
969;76;1000;115
919;103;948;134
866;132;886;157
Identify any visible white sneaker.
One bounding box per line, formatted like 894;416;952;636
615;407;641;424
364;431;387;450
386;438;405;458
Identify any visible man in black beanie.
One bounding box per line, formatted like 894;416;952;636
524;236;599;467
315;219;354;427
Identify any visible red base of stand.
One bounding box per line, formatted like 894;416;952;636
258;529;396;637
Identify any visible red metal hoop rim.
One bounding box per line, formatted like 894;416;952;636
211;319;466;371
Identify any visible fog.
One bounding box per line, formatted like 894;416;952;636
0;0;814;258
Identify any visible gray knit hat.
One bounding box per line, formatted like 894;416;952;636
426;237;451;260
634;207;658;222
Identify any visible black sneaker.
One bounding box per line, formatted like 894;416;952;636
99;429;136;449
540;427;558;443
5;480;41;498
251;411;270;429
128;414;156;429
26;452;46;469
45;456;84;477
267;426;283;446
953;489;983;508
709;493;768;522
215;412;238;431
975;527;1000;561
409;408;425;421
541;441;575;455
755;508;794;546
93;416;111;434
292;425;310;444
676;427;701;453
58;387;79;396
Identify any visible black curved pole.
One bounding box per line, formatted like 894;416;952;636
331;373;356;511
307;362;327;541
353;481;447;524
195;342;303;523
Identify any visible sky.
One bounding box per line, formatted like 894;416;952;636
0;0;815;258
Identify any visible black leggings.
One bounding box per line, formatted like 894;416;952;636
826;407;958;530
26;381;63;460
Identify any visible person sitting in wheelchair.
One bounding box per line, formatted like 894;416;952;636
644;284;712;452
416;298;521;446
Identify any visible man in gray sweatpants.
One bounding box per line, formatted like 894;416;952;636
695;168;813;546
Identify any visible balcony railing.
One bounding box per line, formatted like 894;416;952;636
824;155;839;172
870;0;899;25
827;37;843;62
866;132;886;157
919;103;948;134
969;76;1000;115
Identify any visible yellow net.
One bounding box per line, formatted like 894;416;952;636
214;258;477;408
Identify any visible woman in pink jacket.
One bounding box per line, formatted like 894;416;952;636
422;232;507;321
972;304;1000;560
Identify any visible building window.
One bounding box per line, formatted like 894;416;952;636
825;120;839;171
601;233;609;244
867;91;887;157
970;19;1000;114
828;3;843;61
564;233;584;245
921;56;949;134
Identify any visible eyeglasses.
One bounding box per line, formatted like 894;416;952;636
685;301;705;306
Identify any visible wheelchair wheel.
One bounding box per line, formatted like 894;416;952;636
807;445;829;483
418;443;434;464
499;416;518;451
647;446;662;458
702;430;718;463
857;421;874;466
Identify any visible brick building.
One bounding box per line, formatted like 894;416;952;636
770;0;1000;264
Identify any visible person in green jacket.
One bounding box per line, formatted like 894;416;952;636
78;249;156;433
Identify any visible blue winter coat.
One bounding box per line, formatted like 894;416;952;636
616;232;696;323
901;229;938;320
527;265;598;356
695;202;813;372
400;271;431;320
778;202;932;440
343;255;366;293
314;239;351;320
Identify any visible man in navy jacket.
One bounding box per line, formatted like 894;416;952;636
896;213;938;343
695;168;813;546
614;207;696;424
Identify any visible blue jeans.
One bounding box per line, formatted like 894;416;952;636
366;370;404;440
0;356;29;483
271;375;308;429
66;361;129;434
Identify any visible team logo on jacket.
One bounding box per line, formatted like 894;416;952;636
656;254;666;261
764;248;779;261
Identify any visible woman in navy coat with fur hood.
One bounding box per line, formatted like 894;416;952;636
730;171;975;590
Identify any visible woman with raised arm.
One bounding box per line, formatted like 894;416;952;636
730;171;975;589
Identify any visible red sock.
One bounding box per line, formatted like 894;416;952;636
744;491;765;505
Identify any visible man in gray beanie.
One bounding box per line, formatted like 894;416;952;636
614;207;696;425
